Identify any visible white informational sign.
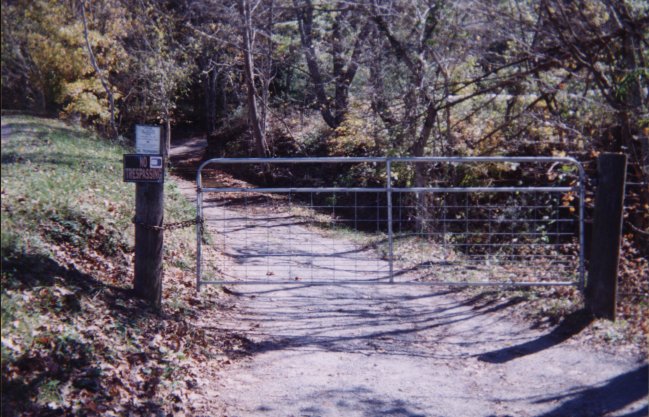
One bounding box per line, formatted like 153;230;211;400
135;125;161;154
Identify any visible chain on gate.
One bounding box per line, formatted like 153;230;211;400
132;216;204;233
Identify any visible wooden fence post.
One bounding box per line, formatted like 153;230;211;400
134;181;164;310
586;153;627;320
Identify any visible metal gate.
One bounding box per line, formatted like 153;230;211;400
196;157;584;290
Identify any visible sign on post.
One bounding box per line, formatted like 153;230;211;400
135;125;161;155
123;154;164;183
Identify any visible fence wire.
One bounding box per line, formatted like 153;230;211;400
196;157;584;289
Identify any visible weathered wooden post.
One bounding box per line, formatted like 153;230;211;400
124;125;165;310
134;182;164;309
586;153;627;320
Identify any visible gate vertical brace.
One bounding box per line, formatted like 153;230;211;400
578;162;586;291
196;172;203;293
387;160;394;283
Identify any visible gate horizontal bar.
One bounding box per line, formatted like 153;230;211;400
200;186;575;193
198;156;386;166
199;280;578;287
200;187;386;193
391;186;575;193
198;156;581;165
391;156;581;164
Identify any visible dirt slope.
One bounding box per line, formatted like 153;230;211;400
170;143;647;417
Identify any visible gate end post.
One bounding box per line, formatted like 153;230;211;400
585;153;627;321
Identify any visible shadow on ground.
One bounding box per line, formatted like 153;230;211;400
203;288;530;360
1;250;165;417
534;365;648;417
252;386;428;417
477;308;593;363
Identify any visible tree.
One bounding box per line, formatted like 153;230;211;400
294;0;370;128
80;0;118;137
120;0;196;154
1;0;127;131
537;0;649;239
239;0;270;157
1;1;43;110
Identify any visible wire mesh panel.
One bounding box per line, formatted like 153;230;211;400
197;158;392;287
196;157;584;288
389;189;581;283
387;158;584;286
203;190;393;284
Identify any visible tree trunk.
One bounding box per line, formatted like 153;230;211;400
165;112;171;157
294;1;367;129
80;1;118;138
412;101;438;232
205;67;218;135
239;0;268;157
294;0;336;128
331;15;346;126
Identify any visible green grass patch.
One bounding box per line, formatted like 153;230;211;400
1;115;196;273
1;115;203;415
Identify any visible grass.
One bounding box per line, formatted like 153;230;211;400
1;116;196;267
1;115;217;415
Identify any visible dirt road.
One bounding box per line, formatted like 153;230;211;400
170;143;647;417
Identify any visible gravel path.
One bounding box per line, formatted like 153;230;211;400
206;284;646;417
170;144;647;417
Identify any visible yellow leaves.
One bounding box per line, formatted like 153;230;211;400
12;0;128;128
57;22;85;45
534;100;548;110
60;78;123;123
63;92;111;122
328;113;375;156
62;79;102;98
562;192;576;213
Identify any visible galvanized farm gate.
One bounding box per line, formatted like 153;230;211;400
196;157;584;290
